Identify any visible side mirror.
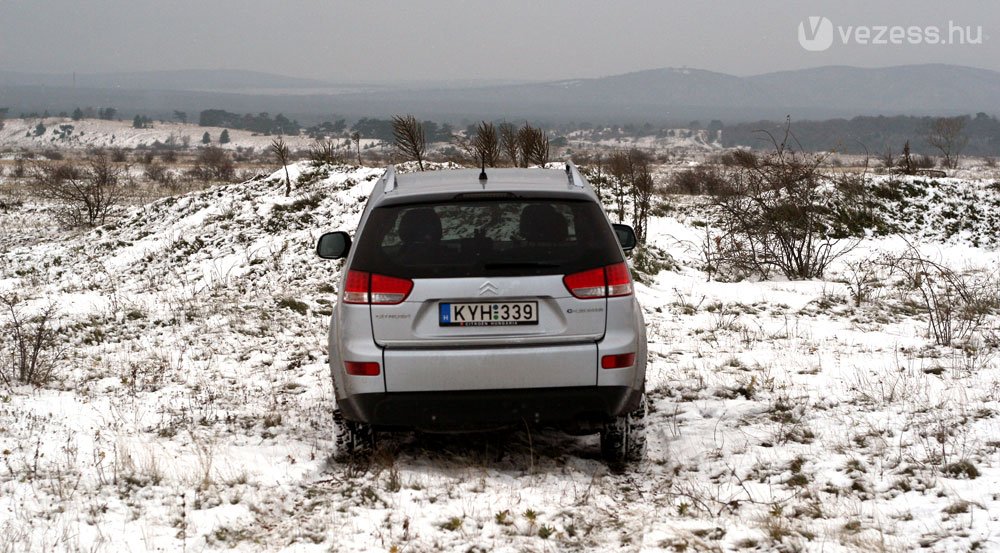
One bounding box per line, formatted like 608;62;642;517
612;224;637;253
317;231;351;259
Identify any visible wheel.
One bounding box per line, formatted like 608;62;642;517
600;393;647;464
333;407;375;462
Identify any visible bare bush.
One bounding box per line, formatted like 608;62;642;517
391;114;426;170
632;166;655;244
671;164;730;195
144;160;168;183
712;150;757;168
33;150;130;227
309;139;343;166
601;148;657;244
109;147;128;163
516;123;549;167
842;254;893;307
894;245;997;346
471;121;501;167
270;137;292;196
712;123;867;280
190;146;235;183
499;122;518;166
350;132;362;165
926;116;969;169
879;145;895;169
1;294;60;387
12;156;26;178
913;154;936;170
607;150;632;223
895;141;916;175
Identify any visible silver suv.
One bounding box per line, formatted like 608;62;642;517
316;163;648;463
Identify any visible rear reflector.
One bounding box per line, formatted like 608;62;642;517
345;361;380;376
563;262;633;299
601;353;636;369
343;270;413;305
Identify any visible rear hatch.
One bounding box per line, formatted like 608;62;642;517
346;197;627;390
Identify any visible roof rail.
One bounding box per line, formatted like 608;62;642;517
564;161;586;188
381;165;398;193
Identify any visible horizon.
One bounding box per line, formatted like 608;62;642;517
3;61;999;88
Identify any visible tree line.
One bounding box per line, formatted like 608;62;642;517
722;113;1000;159
198;110;300;135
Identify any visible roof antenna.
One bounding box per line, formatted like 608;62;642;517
478;155;488;183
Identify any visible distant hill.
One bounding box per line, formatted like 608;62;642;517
0;69;340;91
1;64;998;123
746;64;1000;116
305;64;1000;122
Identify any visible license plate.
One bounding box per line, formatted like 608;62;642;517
439;301;539;326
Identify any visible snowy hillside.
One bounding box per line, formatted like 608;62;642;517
0;118;354;152
1;164;999;552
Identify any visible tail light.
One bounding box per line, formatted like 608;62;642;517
601;353;636;369
345;361;380;376
343;270;371;303
343;270;413;305
563;262;633;299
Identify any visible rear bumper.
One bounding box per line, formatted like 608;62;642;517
338;386;641;432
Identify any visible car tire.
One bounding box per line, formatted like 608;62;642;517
600;393;647;464
333;407;375;461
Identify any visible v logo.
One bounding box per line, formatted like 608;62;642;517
798;16;834;52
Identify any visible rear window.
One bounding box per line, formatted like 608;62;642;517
351;199;623;279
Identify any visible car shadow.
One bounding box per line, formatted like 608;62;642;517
325;427;610;476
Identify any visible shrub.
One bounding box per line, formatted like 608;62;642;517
671;165;730;195
391;114;426;170
893;246;998;346
190;146;235;182
308;140;343;166
516;123;549;167
711;123;868;279
1;294;60;387
914;155;936;169
33;150;130;227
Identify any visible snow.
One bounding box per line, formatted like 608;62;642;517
0;117;375;152
1;163;999;551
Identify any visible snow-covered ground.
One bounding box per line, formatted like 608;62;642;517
0;118;379;152
1;164;998;552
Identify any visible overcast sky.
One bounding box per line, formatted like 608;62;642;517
1;1;996;83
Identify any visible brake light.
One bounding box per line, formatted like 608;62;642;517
601;353;636;369
345;361;380;376
563;262;633;299
343;270;370;304
563;267;606;298
605;262;634;297
342;270;413;305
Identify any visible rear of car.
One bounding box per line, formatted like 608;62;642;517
321;167;647;462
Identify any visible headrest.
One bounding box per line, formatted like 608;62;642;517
519;204;567;242
398;208;442;243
